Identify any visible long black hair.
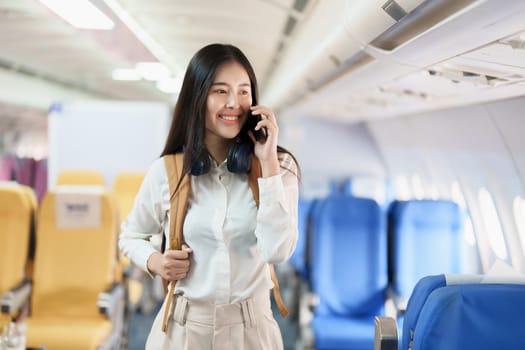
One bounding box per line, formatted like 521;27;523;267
161;43;299;190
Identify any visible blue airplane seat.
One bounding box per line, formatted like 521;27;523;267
388;200;464;301
289;197;313;279
400;274;447;349
302;180;357;283
310;195;387;349
290;193;326;288
342;177;352;195
375;274;525;350
398;274;525;350
414;283;525;349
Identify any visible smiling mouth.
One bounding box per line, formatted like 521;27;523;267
219;114;240;123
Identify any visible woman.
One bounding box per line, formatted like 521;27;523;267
119;43;299;349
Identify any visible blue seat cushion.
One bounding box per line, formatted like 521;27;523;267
413;284;525;349
289;198;313;279
401;274;446;349
312;315;375;350
389;200;463;298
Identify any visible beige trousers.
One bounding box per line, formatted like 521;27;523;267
146;293;284;350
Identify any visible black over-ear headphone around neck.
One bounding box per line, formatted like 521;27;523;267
190;140;253;176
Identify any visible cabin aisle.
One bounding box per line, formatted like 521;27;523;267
126;299;299;349
127;303;161;350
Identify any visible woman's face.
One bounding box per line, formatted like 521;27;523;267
204;60;252;147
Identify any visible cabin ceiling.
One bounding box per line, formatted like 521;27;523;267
1;0;525;124
0;0;313;108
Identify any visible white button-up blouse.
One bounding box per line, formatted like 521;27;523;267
118;153;299;304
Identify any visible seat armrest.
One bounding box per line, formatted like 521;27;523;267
386;286;408;317
122;265;133;279
98;282;124;317
298;291;319;349
98;283;127;349
1;279;31;315
299;291;319;326
374;316;398;350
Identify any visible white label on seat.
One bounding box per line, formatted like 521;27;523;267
55;192;101;228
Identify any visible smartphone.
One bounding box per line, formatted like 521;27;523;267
244;112;267;142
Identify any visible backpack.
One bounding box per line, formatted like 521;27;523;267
161;153;288;332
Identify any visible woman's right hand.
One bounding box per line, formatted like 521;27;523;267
147;244;193;281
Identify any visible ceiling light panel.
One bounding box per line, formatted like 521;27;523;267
39;0;115;30
112;0;293;83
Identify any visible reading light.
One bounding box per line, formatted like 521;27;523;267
39;0;115;30
111;68;142;81
156;77;183;94
135;62;171;81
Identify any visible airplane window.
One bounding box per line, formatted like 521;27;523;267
451;181;467;207
451;181;476;246
394;175;412;200
478;188;507;259
463;216;476;246
513;196;525;255
350;177;386;204
427;183;440;199
411;173;425;199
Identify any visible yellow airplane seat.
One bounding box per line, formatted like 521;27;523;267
24;186;125;350
21;185;38;280
113;172;144;221
0;182;34;328
56;170;105;186
113;172;146;308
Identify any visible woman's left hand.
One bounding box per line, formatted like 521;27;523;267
249;105;280;177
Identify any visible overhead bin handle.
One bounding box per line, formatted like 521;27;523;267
370;0;480;52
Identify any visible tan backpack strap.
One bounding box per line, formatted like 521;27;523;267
167;153;189;251
161;153;190;332
269;264;289;317
249;156;289;318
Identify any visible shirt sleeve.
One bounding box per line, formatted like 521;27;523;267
118;158;170;274
254;152;299;264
